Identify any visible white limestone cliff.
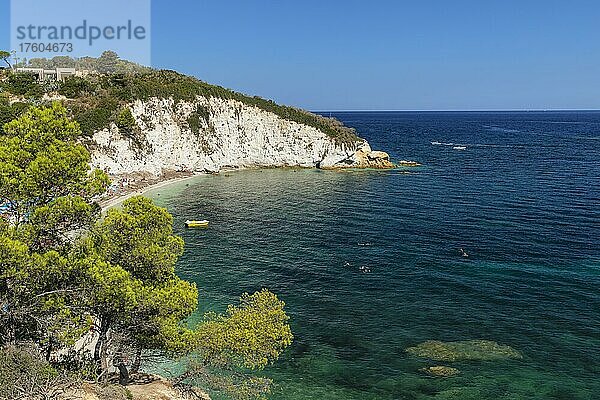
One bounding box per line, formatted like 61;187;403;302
89;97;393;175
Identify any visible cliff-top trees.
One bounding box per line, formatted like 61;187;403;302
80;196;293;398
181;289;293;398
0;103;293;399
0;103;109;350
78;196;198;382
0;103;109;248
0;51;11;68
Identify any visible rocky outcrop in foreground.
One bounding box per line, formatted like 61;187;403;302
89;97;394;175
62;375;210;400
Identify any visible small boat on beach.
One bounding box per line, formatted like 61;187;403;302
185;220;209;228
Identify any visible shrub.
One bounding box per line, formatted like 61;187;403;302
0;100;29;132
27;53;149;74
187;104;211;134
1;72;43;98
1;64;360;146
104;70;361;146
0;345;77;400
68;95;120;136
116;108;137;135
116;107;148;151
59;76;95;98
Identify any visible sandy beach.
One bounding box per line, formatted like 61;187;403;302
99;173;203;212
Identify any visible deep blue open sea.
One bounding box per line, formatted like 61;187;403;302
151;111;600;399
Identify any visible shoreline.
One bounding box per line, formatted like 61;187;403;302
99;173;203;212
97;162;416;212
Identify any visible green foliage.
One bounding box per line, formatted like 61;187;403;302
89;196;184;283
58;76;95;98
0;234;90;348
67;95;120;136
0;103;293;398
187;104;211;134
95;50;120;74
1;72;43;98
83;258;141;319
28;55;76;69
3;54;358;146
0;50;11;68
198;289;293;370
0;345;77;400
25;196;100;252
0;102;109;227
0;98;29;133
0;344;128;400
0;103;108;349
178;364;273;400
178;289;293;399
90;383;133;400
79;197;199;376
116;108;138;136
0;345;57;384
104;70;360;146
115;107;147;152
27;51;150;74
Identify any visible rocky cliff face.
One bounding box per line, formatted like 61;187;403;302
89;97;393;175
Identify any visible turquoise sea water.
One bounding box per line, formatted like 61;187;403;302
151;112;600;399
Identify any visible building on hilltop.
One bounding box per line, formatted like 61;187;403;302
14;67;77;82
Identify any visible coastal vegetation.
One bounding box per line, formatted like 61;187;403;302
1;71;44;98
0;51;11;68
0;103;293;399
25;51;152;75
0;52;360;147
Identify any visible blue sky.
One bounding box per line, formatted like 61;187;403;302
1;0;599;110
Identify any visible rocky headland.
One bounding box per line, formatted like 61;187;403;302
89;96;395;177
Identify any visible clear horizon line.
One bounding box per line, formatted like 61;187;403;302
311;108;600;112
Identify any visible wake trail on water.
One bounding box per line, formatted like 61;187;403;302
430;141;527;149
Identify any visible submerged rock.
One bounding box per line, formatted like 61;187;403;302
420;365;460;377
406;339;523;362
